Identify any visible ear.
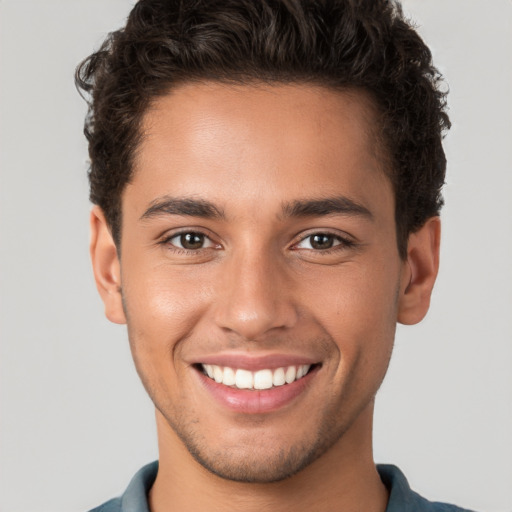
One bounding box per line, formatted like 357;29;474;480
398;217;441;325
89;206;126;324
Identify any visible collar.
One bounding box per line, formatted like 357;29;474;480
107;461;473;512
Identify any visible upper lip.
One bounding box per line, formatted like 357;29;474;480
192;353;319;371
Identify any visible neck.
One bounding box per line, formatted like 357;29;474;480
149;403;388;512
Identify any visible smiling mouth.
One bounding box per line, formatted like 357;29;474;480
197;363;317;390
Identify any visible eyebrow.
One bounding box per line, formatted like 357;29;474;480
281;196;373;220
139;194;372;222
140;196;225;221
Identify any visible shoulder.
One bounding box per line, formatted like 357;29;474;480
88;498;122;512
378;464;477;512
86;461;158;512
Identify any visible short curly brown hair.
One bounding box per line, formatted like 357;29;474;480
76;0;450;258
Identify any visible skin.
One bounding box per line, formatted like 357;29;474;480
91;82;440;512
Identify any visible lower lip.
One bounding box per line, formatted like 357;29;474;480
195;367;318;414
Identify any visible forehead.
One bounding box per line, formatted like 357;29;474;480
128;82;392;218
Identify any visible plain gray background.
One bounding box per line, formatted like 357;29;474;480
1;1;511;511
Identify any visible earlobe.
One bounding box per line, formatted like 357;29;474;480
89;206;127;324
397;217;441;325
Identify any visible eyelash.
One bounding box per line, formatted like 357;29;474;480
292;232;356;254
159;230;220;254
159;230;356;255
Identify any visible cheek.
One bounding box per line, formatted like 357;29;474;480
121;260;213;357
304;261;399;366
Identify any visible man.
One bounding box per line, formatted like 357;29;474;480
76;1;473;510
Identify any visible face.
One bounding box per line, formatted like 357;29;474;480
93;83;429;483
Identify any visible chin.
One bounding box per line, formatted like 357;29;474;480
186;441;325;483
165;409;348;484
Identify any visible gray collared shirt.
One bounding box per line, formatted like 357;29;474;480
88;461;476;512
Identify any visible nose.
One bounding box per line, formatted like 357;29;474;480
213;249;298;341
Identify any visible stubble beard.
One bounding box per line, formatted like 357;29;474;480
123;284;398;485
156;400;354;484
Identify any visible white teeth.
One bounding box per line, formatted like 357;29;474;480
285;366;296;384
223;366;236;386
272;367;286;386
296;364;310;379
254;369;273;390
201;363;312;390
204;364;214;379
235;369;253;389
213;365;223;383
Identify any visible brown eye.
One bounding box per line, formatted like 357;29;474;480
295;232;352;252
179;232;205;249
167;231;215;250
310;234;334;250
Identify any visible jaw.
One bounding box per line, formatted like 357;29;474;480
150;357;380;484
150;401;385;512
